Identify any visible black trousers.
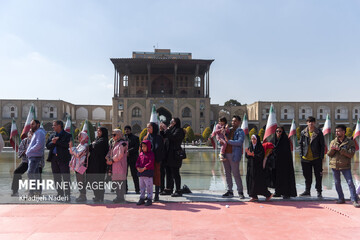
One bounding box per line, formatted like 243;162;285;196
88;173;106;200
76;172;86;195
11;162;28;193
12;162;42;193
168;167;181;192
126;159;139;192
51;156;71;197
301;158;323;192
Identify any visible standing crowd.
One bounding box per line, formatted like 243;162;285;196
9;115;360;208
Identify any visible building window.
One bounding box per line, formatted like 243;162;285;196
284;115;287;120
356;109;359;114
10;107;15;111
194;76;201;87
182;107;192;118
200;112;204;118
337;109;341;114
132;107;141;117
123;75;128;87
11;113;15;118
50;113;54;118
302;109;305;113
337;115;340;120
302;114;305;119
320;109;323;113
284;109;288;113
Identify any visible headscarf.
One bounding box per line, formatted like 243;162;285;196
79;131;89;145
98;127;109;141
250;135;263;153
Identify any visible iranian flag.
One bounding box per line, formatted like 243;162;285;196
65;115;75;143
241;113;249;156
10;119;20;152
40;121;44;129
322;114;331;154
263;104;277;142
82;119;91;144
150;104;160;125
21;104;36;140
353;119;360;151
210;121;217;149
0;131;4;153
288;119;297;151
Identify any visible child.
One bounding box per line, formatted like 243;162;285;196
211;117;229;161
136;140;155;206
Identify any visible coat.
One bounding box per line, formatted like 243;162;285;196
161;126;185;168
300;127;325;161
227;127;245;162
107;139;128;181
46;130;72;162
136;140;155;177
328;137;355;170
87;136;109;174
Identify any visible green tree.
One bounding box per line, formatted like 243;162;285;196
185;126;195;142
74;128;80;140
346;127;353;138
296;127;301;141
224;99;241;107
249;128;257;137
202;127;212;140
258;128;265;141
139;128;147;142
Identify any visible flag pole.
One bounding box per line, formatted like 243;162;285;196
14;136;16;170
292;137;296;162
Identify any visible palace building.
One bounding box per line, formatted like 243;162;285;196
111;49;213;134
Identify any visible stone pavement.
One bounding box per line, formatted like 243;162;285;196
0;200;359;240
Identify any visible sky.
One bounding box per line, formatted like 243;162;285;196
1;0;360;106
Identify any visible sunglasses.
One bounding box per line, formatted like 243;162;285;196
112;134;117;137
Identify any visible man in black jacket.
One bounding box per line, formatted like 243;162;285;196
124;125;140;194
299;116;325;198
46;120;72;201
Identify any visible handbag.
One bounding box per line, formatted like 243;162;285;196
175;142;187;160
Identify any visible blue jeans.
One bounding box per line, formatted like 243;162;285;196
28;156;42;193
332;168;359;202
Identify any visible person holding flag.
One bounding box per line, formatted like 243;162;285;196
299;116;325;198
46;120;72;201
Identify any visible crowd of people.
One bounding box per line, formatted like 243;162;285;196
9;116;360;208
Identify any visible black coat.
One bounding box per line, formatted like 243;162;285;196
87;136;109;174
161;126;185;168
46;130;72;162
246;135;270;197
125;133;139;163
147;122;164;163
272;133;297;197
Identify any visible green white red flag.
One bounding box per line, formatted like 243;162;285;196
263;104;277;142
0;131;4;153
150;104;160;125
241;113;249;135
288;119;297;151
210;121;217;149
322;114;331;154
10;119;20;151
21;104;36;140
82;119;91;144
353;119;360;151
65;115;75;143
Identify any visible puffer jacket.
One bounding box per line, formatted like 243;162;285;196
327;137;355;170
300;127;325;161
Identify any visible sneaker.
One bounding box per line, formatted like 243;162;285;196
136;198;145;205
336;199;345;204
171;191;182;197
299;191;311;197
145;199;152;206
317;192;323;199
160;189;173;195
265;193;274;202
222;191;234;198
76;195;87;203
353;202;360;208
283;196;290;199
11;192;19;197
113;197;125;203
238;192;245;199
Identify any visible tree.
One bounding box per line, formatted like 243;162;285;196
296;127;301;141
224;99;241;107
258;128;265;141
185;126;195;142
346;127;353;138
249;128;257;137
202;127;212;140
139;128;147;142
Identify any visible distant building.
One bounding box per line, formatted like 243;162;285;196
111;49;214;134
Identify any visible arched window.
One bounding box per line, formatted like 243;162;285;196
317;106;330;120
182;107;192;118
194;76;201;87
299;106;312;120
123;75;128;87
132;107;141;117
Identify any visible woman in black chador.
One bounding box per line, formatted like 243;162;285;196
245;135;273;202
271;126;297;199
87;127;109;202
